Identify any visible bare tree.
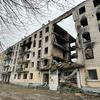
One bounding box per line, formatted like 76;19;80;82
0;0;76;29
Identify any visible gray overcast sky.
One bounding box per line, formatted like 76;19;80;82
0;0;85;49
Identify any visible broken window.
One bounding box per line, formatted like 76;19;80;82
53;24;75;54
33;52;35;57
25;63;28;68
43;73;49;84
26;54;29;58
38;50;41;58
23;73;27;79
88;69;98;80
83;32;94;59
85;47;94;59
44;59;48;66
12;66;15;72
30;73;33;79
37;61;40;67
33;40;36;47
98;24;100;31
39;31;42;38
31;62;34;67
28;37;32;41
93;0;100;7
38;40;42;48
79;6;86;15
27;43;31;49
18;73;21;79
34;34;37;39
96;12;100;21
44;47;48;54
45;26;49;33
14;74;16;79
80;16;88;27
82;32;91;43
23;40;26;44
45;36;49;42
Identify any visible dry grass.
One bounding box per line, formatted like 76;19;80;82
0;83;99;100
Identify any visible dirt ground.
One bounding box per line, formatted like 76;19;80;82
0;83;99;100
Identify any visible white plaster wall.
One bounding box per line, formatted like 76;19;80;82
75;0;100;87
49;70;58;90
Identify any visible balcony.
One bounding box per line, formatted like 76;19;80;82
2;70;9;74
4;62;10;67
23;67;29;72
19;49;25;55
16;67;23;73
17;58;23;64
26;39;32;45
4;56;11;61
20;37;32;47
24;49;31;54
37;59;50;71
37;65;49;71
20;41;26;47
7;68;12;73
5;48;13;55
16;67;29;73
2;67;11;74
19;48;31;56
16;64;22;72
22;58;30;63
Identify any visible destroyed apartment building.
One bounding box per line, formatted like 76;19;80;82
1;22;77;90
1;0;100;92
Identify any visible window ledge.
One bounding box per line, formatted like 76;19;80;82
87;79;100;82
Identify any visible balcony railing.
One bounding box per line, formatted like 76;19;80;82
16;67;23;72
2;68;11;74
16;67;29;73
2;70;9;74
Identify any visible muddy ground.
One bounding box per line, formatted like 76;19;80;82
0;83;99;100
